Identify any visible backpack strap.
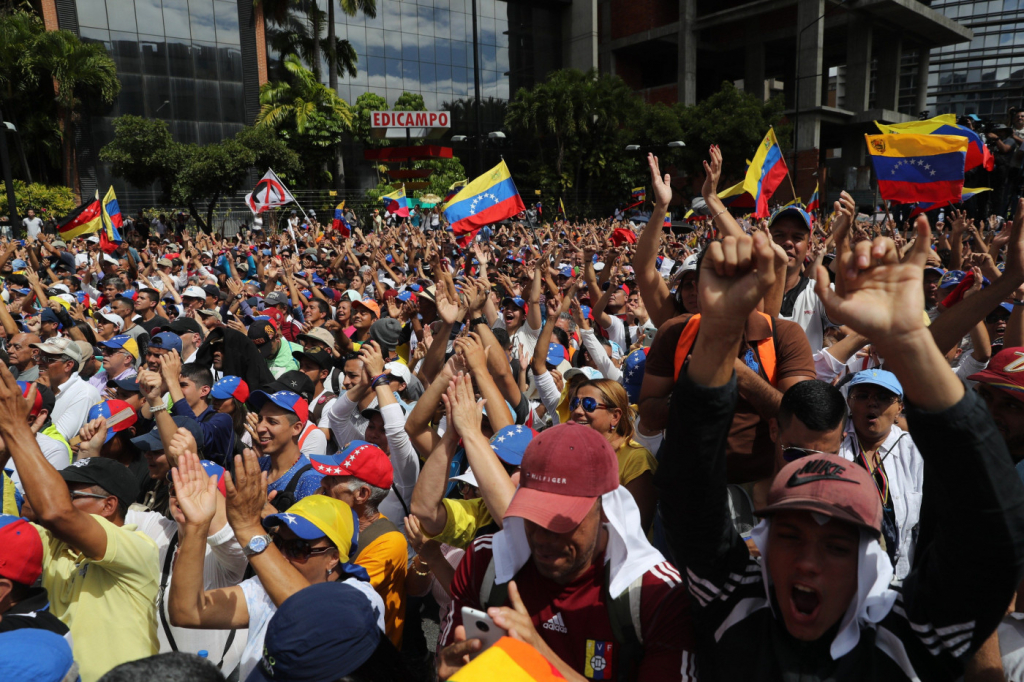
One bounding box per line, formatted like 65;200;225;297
311;392;338;426
353;516;401;560
672;315;701;381
605;565;644;682
158;531;180;652
479;556;508;610
272;463;312;512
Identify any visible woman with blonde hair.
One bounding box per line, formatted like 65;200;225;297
570;377;658;532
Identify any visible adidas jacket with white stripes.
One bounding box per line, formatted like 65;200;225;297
655;370;1024;681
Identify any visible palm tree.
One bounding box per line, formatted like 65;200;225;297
34;30;119;199
258;54;352;185
328;0;374;91
266;7;357;83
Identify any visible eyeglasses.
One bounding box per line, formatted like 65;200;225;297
987;312;1011;324
570;396;611;413
37;354;63;367
70;491;110;501
781;445;831;463
272;535;334;563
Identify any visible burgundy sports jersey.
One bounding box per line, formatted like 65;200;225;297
441;535;696;681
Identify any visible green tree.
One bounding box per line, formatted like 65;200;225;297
0;180;76;219
97;115;178;190
349;91;390;146
677;81;790;184
257;54;352;187
34;29;119;199
393;92;426;112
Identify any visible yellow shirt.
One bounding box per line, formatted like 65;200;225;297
36;515;160;682
616;439;657;487
354;518;408;649
429;497;494;549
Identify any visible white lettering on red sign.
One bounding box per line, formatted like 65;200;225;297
371;111;450;129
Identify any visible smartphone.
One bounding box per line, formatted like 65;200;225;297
461;606;507;658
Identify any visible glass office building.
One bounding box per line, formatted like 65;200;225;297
927;0;1024;120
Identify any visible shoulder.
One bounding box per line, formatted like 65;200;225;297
771;318;815;371
646;313;694;377
366;526;408;556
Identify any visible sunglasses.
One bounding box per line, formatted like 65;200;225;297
781;445;830;463
272;535;334;563
570;396;611;413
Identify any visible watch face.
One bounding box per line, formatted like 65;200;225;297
249;535;269;553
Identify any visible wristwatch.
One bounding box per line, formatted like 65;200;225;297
243;534;273;557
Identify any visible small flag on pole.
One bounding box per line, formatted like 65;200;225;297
245;169;296;214
100;186;124;254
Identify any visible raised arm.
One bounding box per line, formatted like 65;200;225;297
635;154;677;327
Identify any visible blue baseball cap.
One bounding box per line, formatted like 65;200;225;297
939;270;965;288
558;265;574;278
100;334;140;360
211;375;250;402
245;582;381;682
130;415;206;452
312;274;325;285
396;290;416;302
0;629;77;682
501;296;527;310
997;302;1014;315
489;424;537;466
545;342;568;367
88;399;138;443
847;369;903;398
107;376;140;392
10;259;27;270
247;390;310;423
40;308;61;327
580;305;593;320
622;347;649;404
149;331;182;354
768;205;812;231
925;266;946;277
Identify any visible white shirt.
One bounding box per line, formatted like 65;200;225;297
127;509;248;670
52;372;101;441
837;424;924;583
492;317;541;359
238;577;385;681
321;392;371;446
23;216;43;238
779;277;835;354
8;432;71;492
298;421;328;457
379;402;420;530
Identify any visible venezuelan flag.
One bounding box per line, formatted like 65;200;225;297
663;213;672;227
450;637;566;682
718;180;755;209
806;182;820;215
742;128;789;219
876;114;993;172
444;160;525;244
58;197;103;241
445;179;467;204
331;202;351;236
382;187;410;217
100;186;124;254
909;187;991;218
865;133;968;204
631;186;645;202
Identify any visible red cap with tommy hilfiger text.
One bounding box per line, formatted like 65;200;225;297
504;423;619;533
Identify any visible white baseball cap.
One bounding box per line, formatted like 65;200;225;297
182;285;206;300
384;361;412;385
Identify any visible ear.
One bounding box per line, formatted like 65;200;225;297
291;418;305;437
102;494;120;519
200;385;211;399
0;577;13;603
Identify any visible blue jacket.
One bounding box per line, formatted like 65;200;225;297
172;400;236;465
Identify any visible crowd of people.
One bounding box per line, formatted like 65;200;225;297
2;147;1024;682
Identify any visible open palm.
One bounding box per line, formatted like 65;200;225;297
171;451;217;527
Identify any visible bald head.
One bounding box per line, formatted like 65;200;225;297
9;332;41;370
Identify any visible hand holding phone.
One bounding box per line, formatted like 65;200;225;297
461;606;507;658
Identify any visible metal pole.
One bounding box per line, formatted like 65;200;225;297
472;0;483;177
0;105;18;237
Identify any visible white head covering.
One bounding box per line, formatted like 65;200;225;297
750;517;898;659
491;486;664;599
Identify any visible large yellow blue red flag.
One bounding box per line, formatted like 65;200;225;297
875;114;993;172
444;160;525;245
382;187;409;217
742;128;789;218
864;133;968;204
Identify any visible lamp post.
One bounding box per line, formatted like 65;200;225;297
0;104;18;237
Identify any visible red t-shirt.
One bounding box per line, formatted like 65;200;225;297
442;536;695;681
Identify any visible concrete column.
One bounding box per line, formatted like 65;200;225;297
745;20;765;100
566;0;598;71
795;0;825;152
874;29;902;111
915;48;931;116
844;12;872;113
678;0;697;105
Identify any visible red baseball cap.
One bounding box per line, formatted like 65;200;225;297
504;423;619;533
0;515;43;585
968;347;1024;402
310;440;394;489
758;454;882;537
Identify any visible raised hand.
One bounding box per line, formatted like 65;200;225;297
815;214;933;346
454;332;489;373
701;145;723;199
649;153;672;208
442;372;484;439
359;340;386;378
76;416;108;459
698;232;778;330
170;449;218;528
224;448;268;537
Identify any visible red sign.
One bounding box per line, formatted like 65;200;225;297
371;111;451;129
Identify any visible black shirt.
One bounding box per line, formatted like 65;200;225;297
0;586;70;637
139;315;171;335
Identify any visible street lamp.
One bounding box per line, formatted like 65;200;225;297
624;141;684;151
625;145;640;151
488;131;506;140
667;140;685;148
451;135;468;143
